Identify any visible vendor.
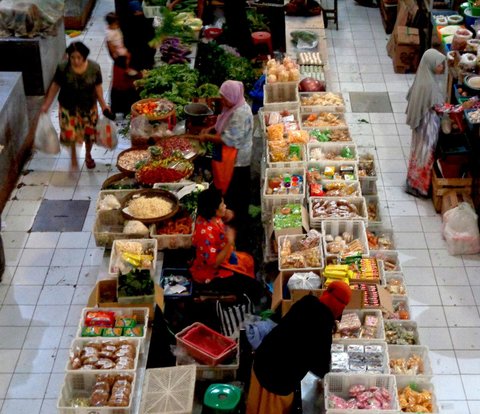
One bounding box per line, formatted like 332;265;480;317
190;186;264;303
197;80;253;243
247;281;352;414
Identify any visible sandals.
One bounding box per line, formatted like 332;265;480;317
85;158;96;169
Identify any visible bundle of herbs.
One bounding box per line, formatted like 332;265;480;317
149;7;196;47
118;269;154;298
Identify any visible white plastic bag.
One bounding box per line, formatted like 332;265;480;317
96;117;118;149
34;113;60;154
443;202;480;255
287;271;322;292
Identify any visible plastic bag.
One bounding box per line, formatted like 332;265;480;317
96;117;118;149
287;271;322;292
34;113;60;154
443;202;480;255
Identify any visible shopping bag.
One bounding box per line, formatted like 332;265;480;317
34;113;60;154
443;202;480;255
96;117;118;149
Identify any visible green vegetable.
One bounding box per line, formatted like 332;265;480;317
290;30;318;45
196;83;220;98
118;269;154;297
310;129;331;142
246;9;270;32
340;146;354;159
149;7;197;46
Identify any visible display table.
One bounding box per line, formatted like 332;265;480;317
0;19;65;95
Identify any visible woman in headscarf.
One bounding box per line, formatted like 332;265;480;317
405;48;447;197
198;80;254;239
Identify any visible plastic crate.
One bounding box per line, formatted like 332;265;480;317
366;227;396;251
359;176;378;196
308;127;353;143
324;373;399;412
388;345;432;376
57;372;136;414
266;141;306;169
331;339;390;374
263;83;300;110
299;91;345;113
306;160;359;181
365;195;383;226
369;251;402;273
384;295;410;321
139;365;196;414
384;273;407;296
395;376;438;413
263;167;306;199
278;234;324;272
262;108;302;134
322;220;369;258
76;307;149;353
384;320;420;345
95;189;134;212
109;239;158;277
301;112;347;130
149;223;193;250
175;322;237;366
307;142;358;162
66;337;140;373
309;180;362;199
160;268;193;298
309;197;368;227
93;209;146;248
337;309;386;341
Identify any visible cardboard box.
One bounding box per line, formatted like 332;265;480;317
273;205;310;240
88;279;165;320
351;284;394;314
271;271;364;316
441;190;474;216
392;26;420;72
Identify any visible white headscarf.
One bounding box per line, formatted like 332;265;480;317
406;49;447;130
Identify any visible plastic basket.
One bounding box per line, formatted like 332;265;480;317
301;112;347;130
454;84;472;104
57;372;136;414
388;345;432;376
278;233;325;272
366;227;396;251
384;320;420;345
331;339;390;374
384;273;407;296
359;175;378;195
322;220;369;258
66;337;140;373
308;127;353;143
96;189;134;212
308;180;362;199
149;223;193;250
76;307;149;353
139;365;196;414
299;91;345;113
263;83;300;110
262;108;302;134
306;160;359;181
309;197;368;226
161;268;193;298
369;251;402;273
266;141;306;169
337;309;386;341
324;373;399;412
468;0;480;16
365;195;383;226
307;142;359;162
109;239;158;277
384;295;410;321
93;209;147;248
175;322;238;366
263;167;306;199
395;376;438;413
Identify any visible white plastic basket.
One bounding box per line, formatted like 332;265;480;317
309;180;362;199
336;309;385;342
262;108;302;134
324;373;399;412
366;227;396;251
395;376;438;413
384;296;411;321
299;91;345;113
278;233;324;272
384;320;420;346
93;209;146;249
387;345;432;376
384;273;407;296
109;239;158;277
263;83;300;110
307;142;358;162
306;160;359;181
301;112;347;130
331;339;390;374
139;365;196;414
308;127;353;143
369;251;402;273
66;338;140;373
266;141;306;169
263;167;306;199
359;175;378;196
57;372;136;414
95;190;133;212
365;195;382;226
322;220;369;258
309;197;368;226
76;307;149;353
149;223;193;250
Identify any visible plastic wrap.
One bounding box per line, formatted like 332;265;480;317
0;0;64;38
443;202;480;255
287;271;321;292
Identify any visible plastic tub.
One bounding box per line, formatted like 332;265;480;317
388;345;432;376
336;309;385;341
109;238;157;277
331;339;390;374
161;268;193;298
307;142;358;162
396;376;438;413
278;233;324;272
322;220;369;258
384;320;420;345
309;197;368;226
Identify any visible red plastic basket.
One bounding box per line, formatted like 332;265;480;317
175;322;237;366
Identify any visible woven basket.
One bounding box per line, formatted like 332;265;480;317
131;98;176;122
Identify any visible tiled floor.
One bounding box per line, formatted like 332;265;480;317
0;0;479;412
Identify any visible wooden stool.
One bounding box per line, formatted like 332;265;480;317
323;0;339;30
251;31;273;56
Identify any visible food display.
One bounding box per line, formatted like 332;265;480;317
291;30;318;49
273;204;303;230
123;220;150;236
135;158;194;185
303;112;346;128
156;136;199;159
279;230;322;269
117;149;150;174
311;199;361;220
350;283;382;308
266;173;304;196
301;92;343;107
367;230;394;250
327;384;394;410
110;240;155;275
269;141;304;163
367;199;379;222
81;311;144;338
69;340;137;371
309;145;355;161
385;299;410;320
333;312;381;340
324;231;366;256
265;112;301;135
265;57;300;83
118;269;155;300
132;99;175;119
307;164;356;181
398;385;433;412
467;108;480;124
155;208;193;235
331;343;386;373
373;253;400;272
310;181;360;197
386;276;407;295
98;194;121;211
384;321;418;345
124;194;176;220
298;52;323;65
310;128;351;142
390;354;425;375
358;153;376;177
323;258;381;286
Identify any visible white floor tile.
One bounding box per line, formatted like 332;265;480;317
456;351;480;374
77;266;99;285
445;307;480;327
469;401;480;413
425;232;448;249
434;267;469;285
393;232;427;249
468;268;480;285
418;327;453;350
45;373;63;399
50;249;86;267
44;266;80;286
450;327;480;350
409;305;446;327
397;249;432;267
408;286;442;306
3;216;35;232
1;398;42;414
402;267;436;285
1;233;28;250
471;286;480;306
25;233;60;249
6;373;49;398
381;172;406;187
390;216;423;232
13;186;46;201
432;375;466;400
31;305;67;327
4;286;41;306
462;254;480;267
59;326;77;349
15;350;55;374
37;286;75;306
0;351;20;374
429;350;460;374
23;327;63;349
0;374;11;399
39;398;57;414
0;305;35;326
461;375;480;400
438;286;476;306
421;216;443;232
430;249;465;267
12;267;48;286
57;232;91;249
437;400;470;414
18;249;54;267
51;349;69;373
416;198;438;217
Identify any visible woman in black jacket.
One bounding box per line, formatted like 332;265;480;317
246;281;352;414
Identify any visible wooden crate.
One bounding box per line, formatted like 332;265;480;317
431;168;472;213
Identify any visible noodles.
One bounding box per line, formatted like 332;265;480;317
126;196;174;219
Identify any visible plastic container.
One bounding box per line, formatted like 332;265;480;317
308;126;353;143
331;339;390;374
337;309;385;341
263;83;300;110
309;180;362;199
384;320;420;345
299;91;345;113
322;220;369;258
76;307;149;353
309;197;368;226
384;273;408;296
365;195;382;226
142;4;162;18
93;209;145;248
324;373;399;412
388;345;432;376
175;322;238;366
395;376;438;413
384;295;411;321
66;338;140;373
366;226;395;251
139;365;196;414
161;268;193;298
301;111;347;130
307;142;358;162
57;372;136;414
278;233;324;272
468;0;480;16
263;167;306;199
369;250;402;273
306;160;359;181
261;108;301;133
109;238;157;277
266;142;306;169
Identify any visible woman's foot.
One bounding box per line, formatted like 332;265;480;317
85;158;96;169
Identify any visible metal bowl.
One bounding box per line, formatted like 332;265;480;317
184;103;213;117
121;189;179;224
465;75;480;91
